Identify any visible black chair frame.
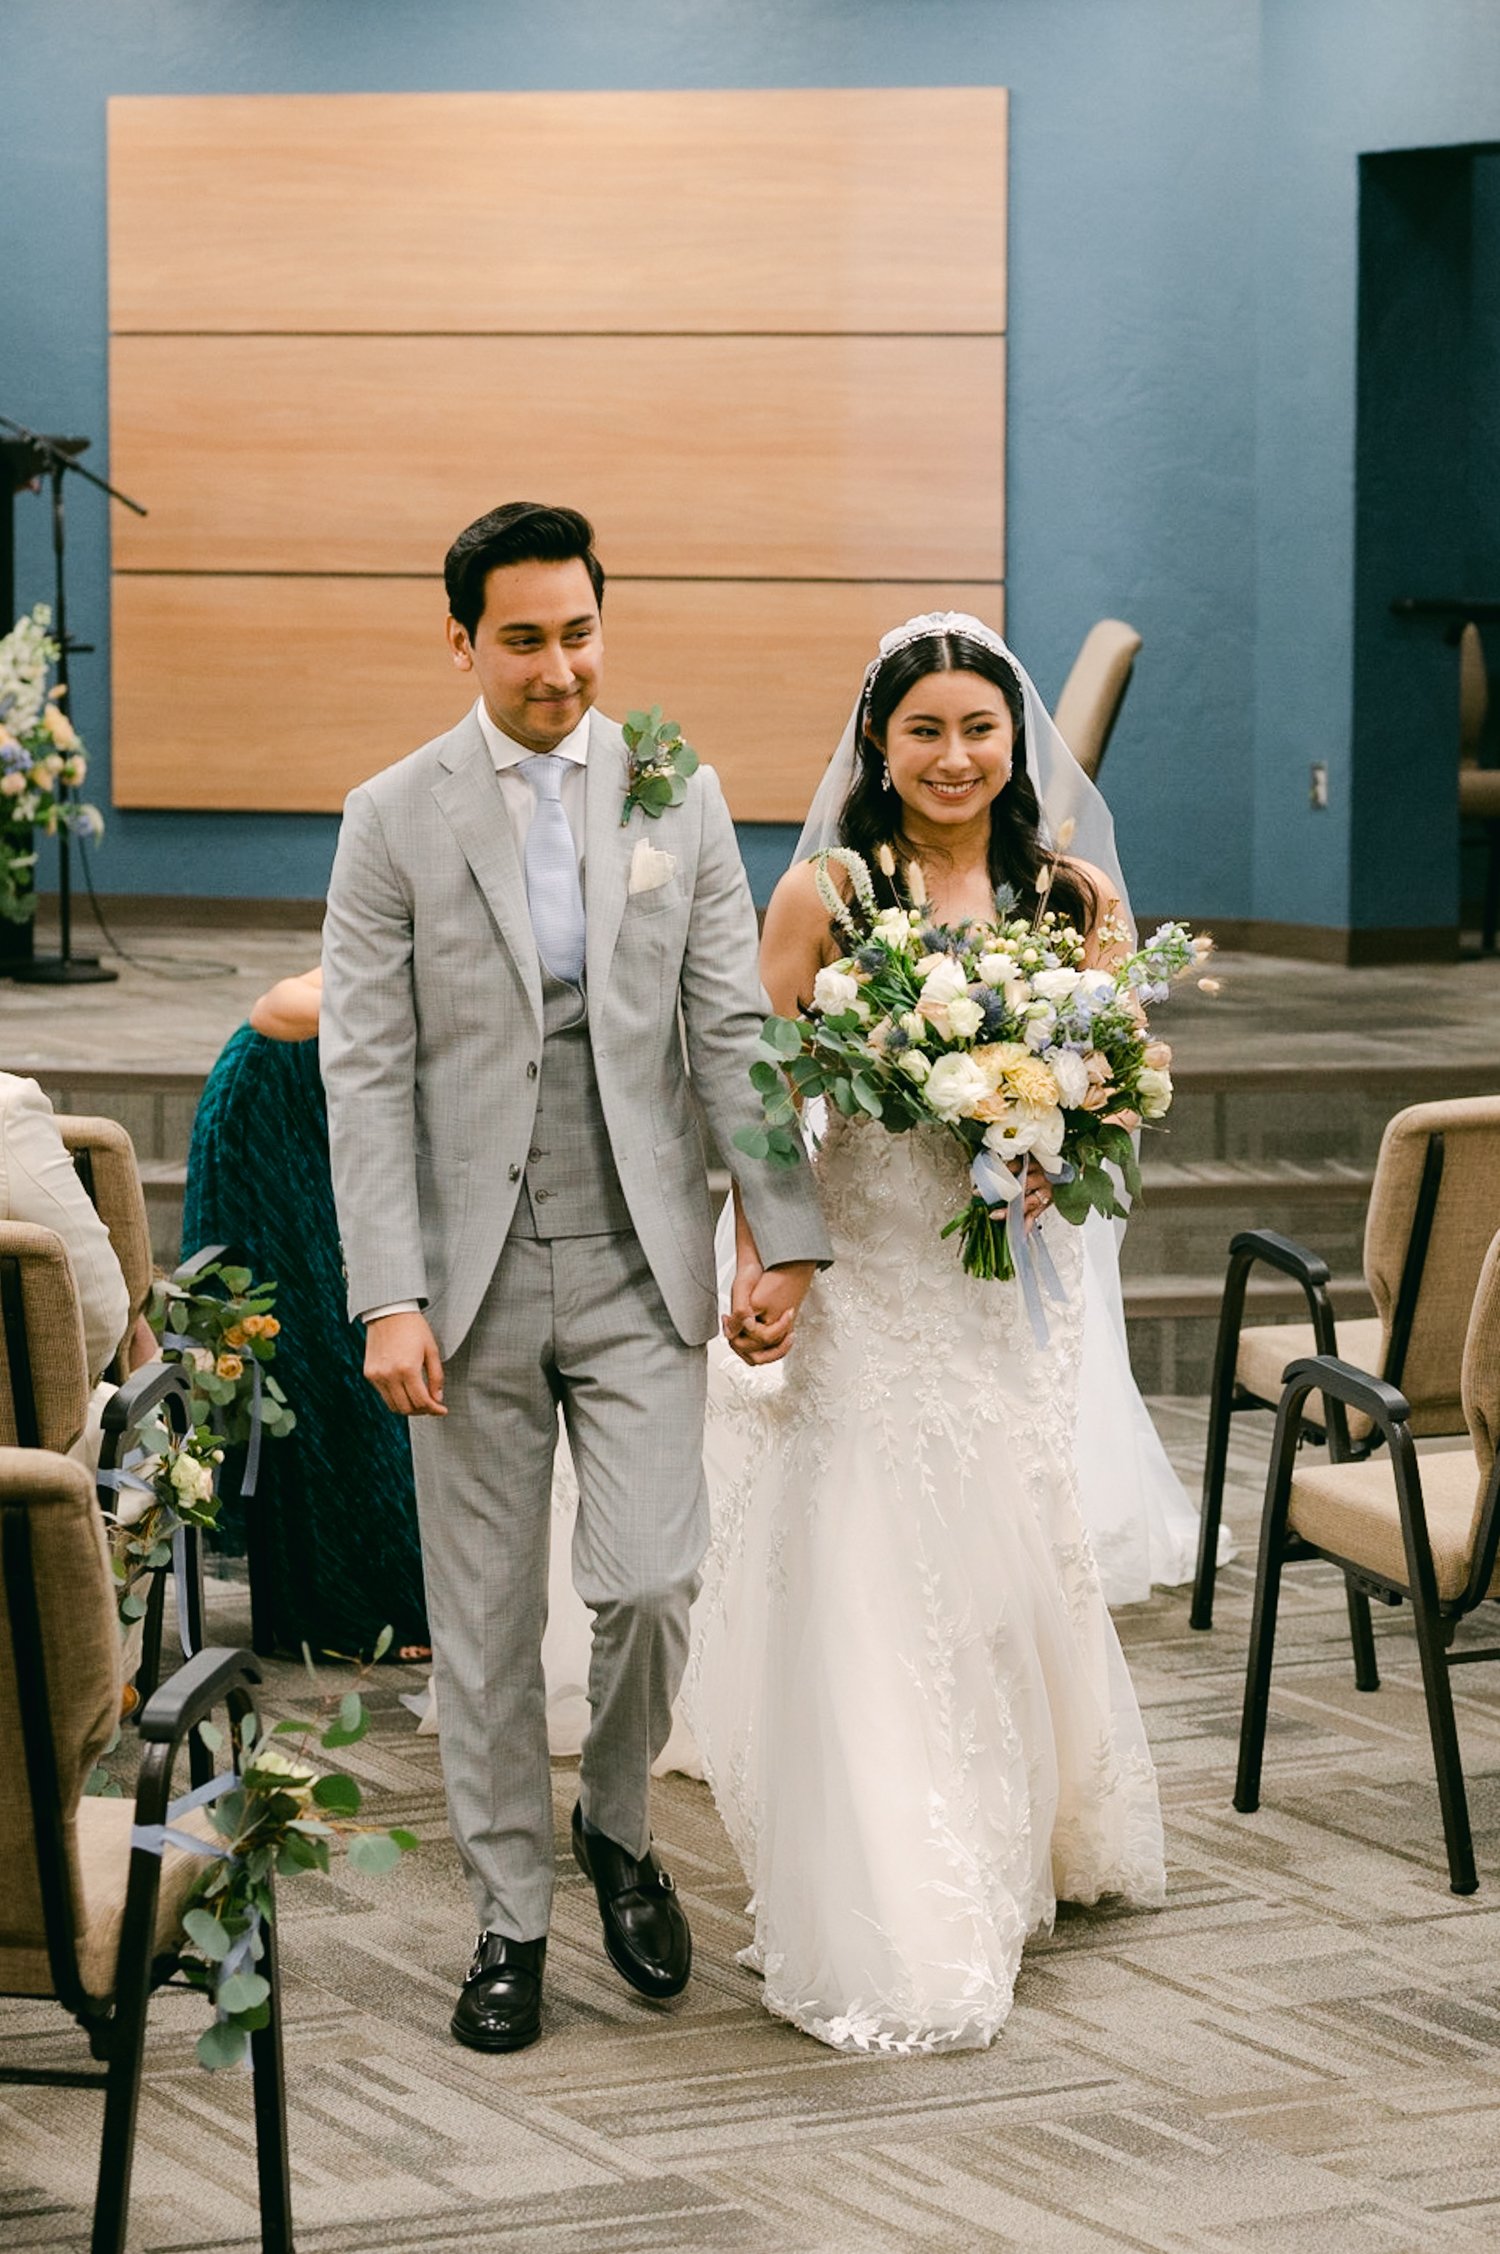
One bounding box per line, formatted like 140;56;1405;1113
1190;1131;1446;1656
1234;1353;1500;1897
0;1497;292;2251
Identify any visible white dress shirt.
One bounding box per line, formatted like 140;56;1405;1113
361;699;593;1327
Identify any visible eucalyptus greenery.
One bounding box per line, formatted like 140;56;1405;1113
620;704;699;824
182;1628;415;2070
150;1259;296;1450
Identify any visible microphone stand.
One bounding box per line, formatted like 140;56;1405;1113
0;411;147;984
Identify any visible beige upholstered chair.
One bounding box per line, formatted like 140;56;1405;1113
0;1446;290;2252
0;1219;197;1697
1052;619;1143;781
57;1116;154;1375
1458;622;1500;953
1192;1096;1500;1668
1234;1230;1500;1896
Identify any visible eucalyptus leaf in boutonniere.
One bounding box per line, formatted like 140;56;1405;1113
621;704;699;825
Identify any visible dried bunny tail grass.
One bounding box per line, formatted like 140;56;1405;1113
875;841;897;877
906;859;927;907
812;845;876;932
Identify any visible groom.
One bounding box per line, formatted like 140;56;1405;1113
321;502;831;2052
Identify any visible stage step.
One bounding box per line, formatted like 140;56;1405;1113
1122;1155;1373;1278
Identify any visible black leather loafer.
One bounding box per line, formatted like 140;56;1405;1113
450;1931;546;2052
572;1801;692;2000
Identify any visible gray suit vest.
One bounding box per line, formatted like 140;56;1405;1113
512;963;633;1239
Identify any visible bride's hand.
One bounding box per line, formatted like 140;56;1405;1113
1021;1170;1053;1231
725;1256;808;1366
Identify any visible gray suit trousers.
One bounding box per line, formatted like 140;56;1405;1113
409;1225;708;1940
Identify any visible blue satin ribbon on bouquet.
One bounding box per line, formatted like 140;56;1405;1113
131;1769;264;2055
970;1150;1069;1347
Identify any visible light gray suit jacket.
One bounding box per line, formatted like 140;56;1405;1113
320;707;831;1355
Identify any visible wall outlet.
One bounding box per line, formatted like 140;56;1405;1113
1309;761;1329;809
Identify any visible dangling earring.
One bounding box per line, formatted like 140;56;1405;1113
881;756;892;792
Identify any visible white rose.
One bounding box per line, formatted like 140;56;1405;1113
983;1105;1040;1155
1077;970;1116;1003
924;1052;994;1121
1002;976;1031;1012
897;1049;931;1083
899;1011;927;1044
1030;1106;1068;1169
812;965;862;1015
1046;1048;1091;1107
1024;1001;1057;1050
872;908;914;944
1137;1065;1174;1120
977;951;1012;985
1032;967;1082;1002
945;996;985;1041
916;956;969;1006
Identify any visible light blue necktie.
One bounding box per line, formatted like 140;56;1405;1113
518;754;586;986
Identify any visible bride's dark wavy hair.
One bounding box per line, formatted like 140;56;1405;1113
840;629;1097;931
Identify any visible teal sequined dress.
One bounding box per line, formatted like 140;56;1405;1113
182;1024;429;1655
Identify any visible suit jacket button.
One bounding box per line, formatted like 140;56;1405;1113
526;1061;539;1079
508;1163;520;1182
535;1189;550;1203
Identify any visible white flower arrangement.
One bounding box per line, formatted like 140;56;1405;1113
0;604;104;922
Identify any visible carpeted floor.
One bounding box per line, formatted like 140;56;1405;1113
6;1401;1500;2252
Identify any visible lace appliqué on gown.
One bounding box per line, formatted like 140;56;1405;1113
683;1118;1166;2057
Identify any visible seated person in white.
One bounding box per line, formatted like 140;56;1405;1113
0;1070;132;1465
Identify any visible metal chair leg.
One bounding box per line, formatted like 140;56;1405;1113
250;1911;295;2253
135;1571;166;1706
1409;1598;1477;1893
1193;1269;1247;1633
1234;1401;1300;1812
1345;1580;1380;1692
90;1956;153;2254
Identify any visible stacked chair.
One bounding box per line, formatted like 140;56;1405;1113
1052;618;1143;781
0;1445;292;2251
1191;1095;1500;1694
1234;1229;1500;1896
1458;621;1500;955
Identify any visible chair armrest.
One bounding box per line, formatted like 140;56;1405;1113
170;1244;230;1286
1281;1354;1411;1441
1229;1228;1332;1288
101;1357;192;1446
137;1644;262;1744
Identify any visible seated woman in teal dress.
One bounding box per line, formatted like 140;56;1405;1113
182;968;429;1658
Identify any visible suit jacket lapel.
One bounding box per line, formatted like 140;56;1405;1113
431;712;543;1033
584;713;630;1002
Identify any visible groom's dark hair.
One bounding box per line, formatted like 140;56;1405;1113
444;502;606;636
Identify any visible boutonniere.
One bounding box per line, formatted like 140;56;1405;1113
621;704;699;825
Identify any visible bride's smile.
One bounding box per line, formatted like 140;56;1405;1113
882;669;1016;842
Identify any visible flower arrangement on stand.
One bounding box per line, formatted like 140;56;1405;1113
0;604;103;926
737;846;1214;1287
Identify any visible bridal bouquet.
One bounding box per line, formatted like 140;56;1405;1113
736;847;1211;1284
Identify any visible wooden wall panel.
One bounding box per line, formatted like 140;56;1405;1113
111;576;1005;820
107;89;1007;821
109;91;1007;335
110;336;1004;580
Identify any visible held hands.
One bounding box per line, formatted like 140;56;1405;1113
365;1309;447;1416
724;1256;818;1367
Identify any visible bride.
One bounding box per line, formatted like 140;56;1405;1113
676;614;1166;2054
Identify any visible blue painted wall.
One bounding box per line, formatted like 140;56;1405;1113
2;0;1497;930
1254;0;1500;935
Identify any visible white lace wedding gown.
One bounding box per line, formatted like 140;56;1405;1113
676;1114;1165;2054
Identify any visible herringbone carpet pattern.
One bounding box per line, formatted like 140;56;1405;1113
6;1403;1500;2251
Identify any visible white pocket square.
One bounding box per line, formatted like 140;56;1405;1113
628;840;677;895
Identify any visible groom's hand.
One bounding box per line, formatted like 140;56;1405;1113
365;1310;447;1416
